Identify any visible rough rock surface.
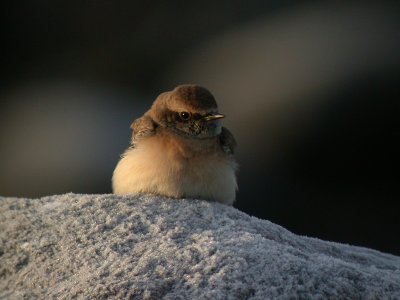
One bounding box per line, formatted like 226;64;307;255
1;193;399;299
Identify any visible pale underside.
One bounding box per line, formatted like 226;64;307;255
112;131;238;205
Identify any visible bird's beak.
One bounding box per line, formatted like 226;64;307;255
203;114;225;121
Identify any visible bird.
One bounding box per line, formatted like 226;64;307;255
112;84;238;205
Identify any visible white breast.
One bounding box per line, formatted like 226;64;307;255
112;133;237;205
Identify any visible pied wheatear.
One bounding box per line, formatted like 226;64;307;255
112;84;238;205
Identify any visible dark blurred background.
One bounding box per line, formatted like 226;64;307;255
1;1;399;255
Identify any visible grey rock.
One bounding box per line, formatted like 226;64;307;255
1;194;399;299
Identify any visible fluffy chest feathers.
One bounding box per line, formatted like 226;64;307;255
112;131;237;205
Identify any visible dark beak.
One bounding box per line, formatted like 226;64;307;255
203;114;225;121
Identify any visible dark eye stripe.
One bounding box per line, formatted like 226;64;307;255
192;113;202;120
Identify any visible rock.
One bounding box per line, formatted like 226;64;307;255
1;193;399;299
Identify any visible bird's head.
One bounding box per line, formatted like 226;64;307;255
148;84;225;138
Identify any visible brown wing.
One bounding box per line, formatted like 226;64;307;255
219;127;237;155
130;114;157;145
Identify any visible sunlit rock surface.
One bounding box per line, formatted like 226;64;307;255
1;194;399;299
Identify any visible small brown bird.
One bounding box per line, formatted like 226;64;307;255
112;84;238;205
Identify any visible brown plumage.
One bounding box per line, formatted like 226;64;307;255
112;84;238;205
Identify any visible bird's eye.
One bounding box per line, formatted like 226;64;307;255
179;111;191;121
